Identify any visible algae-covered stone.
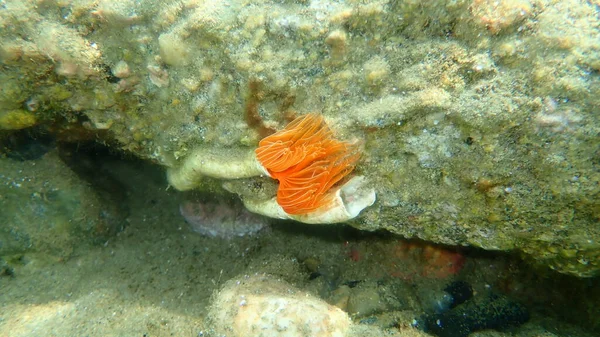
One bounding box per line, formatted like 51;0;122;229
0;151;125;259
0;110;37;130
208;274;352;337
1;0;599;277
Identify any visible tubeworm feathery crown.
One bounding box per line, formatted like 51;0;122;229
255;114;360;215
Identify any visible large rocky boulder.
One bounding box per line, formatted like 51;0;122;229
1;0;598;276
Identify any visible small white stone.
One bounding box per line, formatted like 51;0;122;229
112;60;131;78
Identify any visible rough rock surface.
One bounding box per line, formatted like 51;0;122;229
208;274;352;337
0;150;125;258
1;0;599;276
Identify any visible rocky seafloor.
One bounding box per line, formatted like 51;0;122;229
1;143;599;336
1;0;599;335
1;0;599;277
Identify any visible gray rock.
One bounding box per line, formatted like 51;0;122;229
1;0;598;276
0;151;124;258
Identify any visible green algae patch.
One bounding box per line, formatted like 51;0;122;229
0;109;37;130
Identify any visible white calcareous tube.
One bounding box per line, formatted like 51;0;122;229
167;147;376;224
166;147;268;191
242;176;376;224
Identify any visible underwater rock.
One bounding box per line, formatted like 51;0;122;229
1;0;599;276
0;110;37;130
0;150;125;259
414;290;529;337
443;280;473;309
180;199;268;239
1;130;54;161
208;274;352;337
346;285;385;317
418;280;474;314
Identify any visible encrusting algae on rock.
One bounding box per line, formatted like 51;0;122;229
0;109;37;130
167;113;376;224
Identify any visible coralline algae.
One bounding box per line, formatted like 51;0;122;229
179;199;268;239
